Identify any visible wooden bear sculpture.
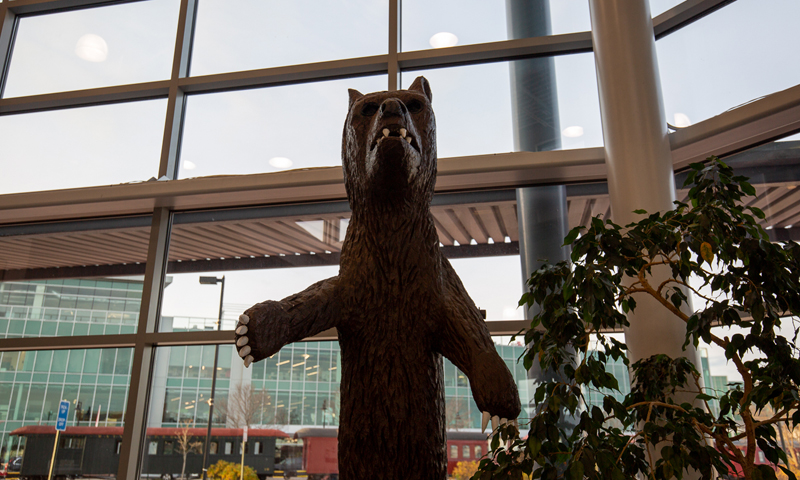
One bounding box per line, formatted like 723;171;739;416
234;76;520;480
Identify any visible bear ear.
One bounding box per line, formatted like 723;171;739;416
348;89;364;110
408;76;432;103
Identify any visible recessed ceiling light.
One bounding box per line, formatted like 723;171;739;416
269;157;293;169
563;126;584;138
183;160;196;170
673;113;691;127
429;32;458;49
75;34;108;62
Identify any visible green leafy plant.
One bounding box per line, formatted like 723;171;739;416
476;157;800;480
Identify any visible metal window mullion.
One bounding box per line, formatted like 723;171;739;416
0;5;17;98
388;0;400;90
159;0;199;180
397;32;593;71
669;83;800;169
117;207;172;480
653;0;737;39
7;0;151;16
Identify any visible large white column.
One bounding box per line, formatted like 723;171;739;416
588;1;701;380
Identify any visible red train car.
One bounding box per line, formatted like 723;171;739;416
293;428;489;479
295;429;338;480
446;431;489;474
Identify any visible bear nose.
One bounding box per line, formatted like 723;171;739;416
379;98;407;117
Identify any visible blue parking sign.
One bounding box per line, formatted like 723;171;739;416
56;400;69;431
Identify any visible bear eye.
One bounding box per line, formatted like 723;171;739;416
360;102;379;117
405;99;423;114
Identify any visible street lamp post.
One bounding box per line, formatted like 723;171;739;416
199;276;224;480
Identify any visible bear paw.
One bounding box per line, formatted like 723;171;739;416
234;300;285;368
234;313;256;367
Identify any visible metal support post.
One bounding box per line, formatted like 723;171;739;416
506;0;573;425
47;431;60;480
589;7;704;477
200;276;224;480
588;0;703;415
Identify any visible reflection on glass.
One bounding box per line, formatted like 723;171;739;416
178;76;386;177
0;348;131;470
401;53;602;157
0;100;167;195
0;278;145;338
3;0;180;98
148;339;533;438
144;344;315;478
657;0;800;126
401;0;591;52
190;0;387;76
0;217;150;339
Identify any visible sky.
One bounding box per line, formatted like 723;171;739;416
2;0;800;383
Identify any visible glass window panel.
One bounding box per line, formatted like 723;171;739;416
190;0;387;76
0;348;131;470
449;256;523;321
99;349;116;375
50;351;68;373
33;352;51;372
657;0;800;126
144;344;275;477
178;75;386;177
0;222;150;337
24;385;45;421
0;101;167;194
401;0;591;52
42;384;63;423
67;351;84;373
401;54;602;158
185;347;201;378
3;0;180;97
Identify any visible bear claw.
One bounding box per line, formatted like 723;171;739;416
238;345;251;357
481;411;491;432
238;314;250;324
244;355;253;368
235;325;247;335
236;336;249;347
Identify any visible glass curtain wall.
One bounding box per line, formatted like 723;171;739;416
1;0;798;478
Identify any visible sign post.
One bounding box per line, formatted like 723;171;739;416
240;426;248;480
48;400;69;480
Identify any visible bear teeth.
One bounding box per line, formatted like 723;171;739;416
375;127;414;148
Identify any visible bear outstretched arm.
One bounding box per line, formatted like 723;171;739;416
435;260;521;430
235;277;341;367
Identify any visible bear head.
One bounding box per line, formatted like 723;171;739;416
341;76;436;213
